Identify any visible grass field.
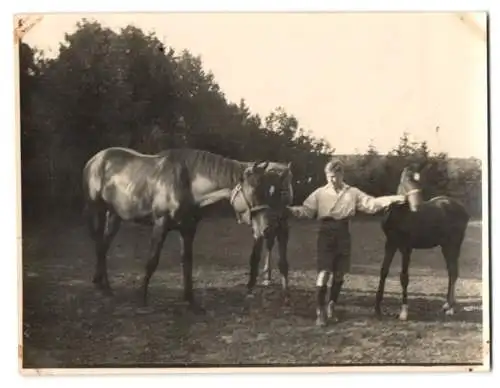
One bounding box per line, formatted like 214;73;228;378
21;216;485;369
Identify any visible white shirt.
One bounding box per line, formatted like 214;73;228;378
289;183;401;220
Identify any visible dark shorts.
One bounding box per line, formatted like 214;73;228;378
316;218;351;274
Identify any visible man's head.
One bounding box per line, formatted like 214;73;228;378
324;157;345;187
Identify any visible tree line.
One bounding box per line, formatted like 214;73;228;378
19;19;482;223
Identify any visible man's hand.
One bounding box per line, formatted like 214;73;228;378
391;195;406;205
285;206;300;218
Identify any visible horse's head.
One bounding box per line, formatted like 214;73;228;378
397;163;424;212
232;160;291;239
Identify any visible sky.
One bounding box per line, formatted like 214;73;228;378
21;12;488;158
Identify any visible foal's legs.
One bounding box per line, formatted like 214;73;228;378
262;235;275;286
441;243;460;316
93;209;121;294
247;237;264;297
375;239;398;315
398;246;413;321
142;216;169;306
276;223;290;294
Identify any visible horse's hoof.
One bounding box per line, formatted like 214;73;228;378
326;302;335;319
94;281;113;296
102;287;113;297
444;307;455;316
246;292;255;299
399;305;409;321
316;316;327;327
188;304;206;315
136;306;154;315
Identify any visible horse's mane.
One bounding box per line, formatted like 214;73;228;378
158;148;249;188
156;148;293;199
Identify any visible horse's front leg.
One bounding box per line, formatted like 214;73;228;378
142;216;169;306
261;235;275;286
247;237;264;298
442;243;460;316
179;219;204;314
398;246;413;321
276;223;290;303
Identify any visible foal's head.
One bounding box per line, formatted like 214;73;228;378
234;161;290;239
397;164;424;212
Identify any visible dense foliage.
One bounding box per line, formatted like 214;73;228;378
19;20;482;222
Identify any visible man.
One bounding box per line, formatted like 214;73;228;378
287;157;406;326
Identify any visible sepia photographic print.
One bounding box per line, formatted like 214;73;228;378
16;11;490;374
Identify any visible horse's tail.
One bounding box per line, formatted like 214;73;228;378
82;149;108;239
448;196;471;227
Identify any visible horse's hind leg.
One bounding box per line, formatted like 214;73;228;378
179;220;204;313
441;239;462;316
261;235;275;286
93;209;121;294
141;216;169;306
374;239;398;316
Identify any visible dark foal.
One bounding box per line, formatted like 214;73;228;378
375;165;470;320
82;147;290;311
261;215;291;292
231;165;294;301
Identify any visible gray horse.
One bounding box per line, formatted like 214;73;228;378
82;147;292;312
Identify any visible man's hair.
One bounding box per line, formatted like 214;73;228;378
324;157;344;173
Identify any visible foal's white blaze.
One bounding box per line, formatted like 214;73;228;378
399;304;409;321
269;185;275;196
